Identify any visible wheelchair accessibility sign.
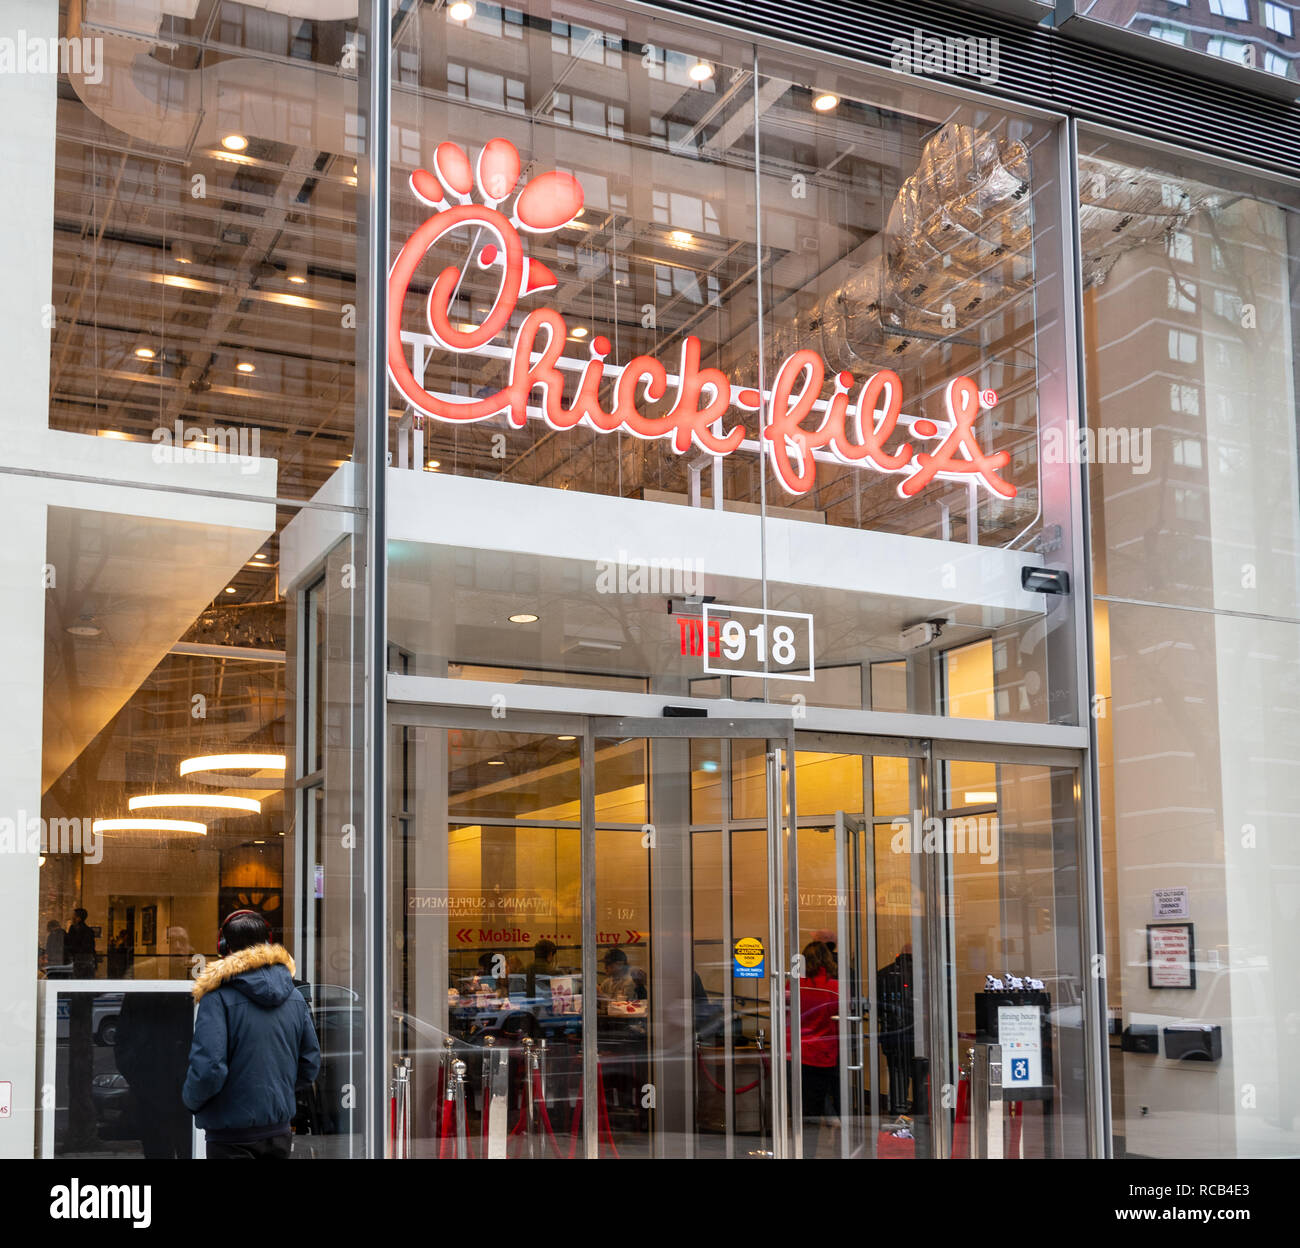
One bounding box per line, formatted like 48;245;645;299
997;1005;1043;1090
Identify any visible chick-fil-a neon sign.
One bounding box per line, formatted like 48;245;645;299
387;138;1015;502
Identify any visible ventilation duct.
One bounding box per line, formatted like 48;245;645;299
1076;154;1222;288
737;123;1228;379
734;123;1034;379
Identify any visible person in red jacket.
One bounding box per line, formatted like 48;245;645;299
788;940;840;1157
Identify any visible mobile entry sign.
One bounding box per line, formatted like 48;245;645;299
733;937;765;978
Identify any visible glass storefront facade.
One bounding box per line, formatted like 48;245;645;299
0;0;1295;1161
1080;133;1300;1157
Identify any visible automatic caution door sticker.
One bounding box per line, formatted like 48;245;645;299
733;936;765;979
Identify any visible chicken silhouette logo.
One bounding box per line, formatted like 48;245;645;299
388;137;582;414
387;137;1015;502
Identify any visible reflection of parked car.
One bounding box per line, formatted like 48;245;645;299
53;993;124;1045
1126;948;1273;1063
1036;974;1083;1031
294;982;364;1137
95;1000;122;1046
91;1072;136;1140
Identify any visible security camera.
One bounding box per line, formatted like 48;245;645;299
899;620;942;651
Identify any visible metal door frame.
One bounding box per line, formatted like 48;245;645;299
386;704;1087;1159
588;715;798;1160
388;703;799;1159
791;731;1087;1160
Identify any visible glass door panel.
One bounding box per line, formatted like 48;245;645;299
790;735;930;1159
934;749;1090;1160
591;718;793;1159
387;712;1088;1160
790;735;1089;1161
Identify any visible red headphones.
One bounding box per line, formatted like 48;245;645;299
218;908;273;956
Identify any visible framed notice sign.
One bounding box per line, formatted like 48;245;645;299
1147;922;1195;990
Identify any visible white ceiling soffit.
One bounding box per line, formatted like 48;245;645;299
67;0;364;152
42;503;274;793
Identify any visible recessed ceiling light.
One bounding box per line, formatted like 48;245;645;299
134;345;156;360
172;240;193;264
689;61;714;82
487;759;505;765
669;229;693;245
426;459;441;470
964;790;998;804
222;134;248;152
286;261;307;285
571;326;588;339
253;552;268;561
557;735;576;742
813;92;839;112
449;0;474;19
236;361;255;373
508;612;540;624
66;623;102;638
224;586;237;594
97;429;131;441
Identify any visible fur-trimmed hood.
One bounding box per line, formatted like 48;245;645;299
193;942;297;1002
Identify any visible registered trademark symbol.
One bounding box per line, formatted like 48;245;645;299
980;389;998;408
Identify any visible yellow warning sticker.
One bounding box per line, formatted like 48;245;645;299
733;936;765;978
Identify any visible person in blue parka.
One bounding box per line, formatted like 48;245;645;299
183;910;320;1159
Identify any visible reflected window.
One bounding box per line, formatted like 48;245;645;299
552;20;623;66
448;63;528;111
1169;329;1199;362
1167;276;1197;311
1207;35;1252;63
1265;2;1294;35
1171;383;1201;415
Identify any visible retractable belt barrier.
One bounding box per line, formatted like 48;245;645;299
411;1032;629;1158
695;1039;770;1095
481;1035;510;1159
390;1057;412;1159
438;1053;472;1159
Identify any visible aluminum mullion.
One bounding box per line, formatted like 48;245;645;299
834;812;850;1159
1070;113;1116;1162
783;730;802;1158
721;738;735;1159
765;746;788;1158
864;816;880;1158
364;0;390;1162
580;721;598;1160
